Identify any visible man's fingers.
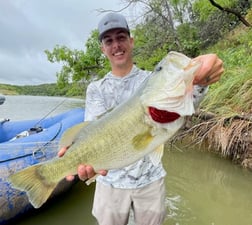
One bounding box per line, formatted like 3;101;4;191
57;146;69;157
78;165;89;181
58;147;107;182
77;165;108;181
192;54;224;86
66;175;75;182
98;170;108;176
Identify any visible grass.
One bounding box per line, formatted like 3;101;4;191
201;26;252;116
173;24;252;170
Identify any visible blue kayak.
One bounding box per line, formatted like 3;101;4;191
0;108;85;224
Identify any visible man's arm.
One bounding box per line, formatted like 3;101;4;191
58;82;108;181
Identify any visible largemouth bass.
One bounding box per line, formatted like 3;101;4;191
8;51;201;208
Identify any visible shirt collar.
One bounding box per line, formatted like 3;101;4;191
106;65;139;80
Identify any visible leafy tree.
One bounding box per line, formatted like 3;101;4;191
176;23;201;56
45;0;252;93
194;0;251;23
45;30;108;89
126;0;202;60
192;0;251;49
194;0;235;21
208;0;251;26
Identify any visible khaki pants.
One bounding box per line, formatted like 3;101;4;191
92;178;166;225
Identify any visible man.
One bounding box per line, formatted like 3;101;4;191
58;13;224;225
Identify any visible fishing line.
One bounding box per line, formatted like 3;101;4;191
33;98;67;128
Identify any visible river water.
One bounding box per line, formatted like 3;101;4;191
1;95;252;225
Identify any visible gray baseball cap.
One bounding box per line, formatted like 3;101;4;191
98;13;130;41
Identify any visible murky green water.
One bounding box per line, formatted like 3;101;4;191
163;147;252;225
2;96;252;225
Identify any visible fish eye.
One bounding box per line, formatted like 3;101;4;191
155;66;162;72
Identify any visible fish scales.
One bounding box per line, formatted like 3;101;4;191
66;96;149;170
32;95;147;183
8;51;201;208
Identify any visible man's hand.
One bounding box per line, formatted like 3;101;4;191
58;147;107;182
192;54;224;86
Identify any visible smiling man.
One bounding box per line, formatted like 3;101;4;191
59;12;224;225
98;13;133;76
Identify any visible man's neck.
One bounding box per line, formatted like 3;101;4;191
111;63;134;78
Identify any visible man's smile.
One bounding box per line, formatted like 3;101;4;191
113;51;125;56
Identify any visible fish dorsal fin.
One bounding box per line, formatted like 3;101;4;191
132;130;154;150
149;144;164;166
59;122;89;149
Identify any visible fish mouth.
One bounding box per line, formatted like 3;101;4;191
148;106;180;123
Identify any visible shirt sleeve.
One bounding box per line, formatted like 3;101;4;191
84;82;107;121
193;85;209;109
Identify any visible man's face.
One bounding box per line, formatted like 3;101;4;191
101;28;134;68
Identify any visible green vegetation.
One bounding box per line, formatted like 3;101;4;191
0;83;85;98
1;0;252;114
0;84;20;95
201;25;252;117
42;0;252;112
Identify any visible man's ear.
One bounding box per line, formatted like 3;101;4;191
130;37;134;48
101;44;104;53
101;45;107;56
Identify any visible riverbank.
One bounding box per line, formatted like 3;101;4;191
175;21;252;170
172;110;252;170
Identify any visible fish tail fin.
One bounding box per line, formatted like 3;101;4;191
8;164;58;208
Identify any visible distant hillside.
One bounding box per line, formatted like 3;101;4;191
0;83;85;98
0;83;20;95
0;83;58;96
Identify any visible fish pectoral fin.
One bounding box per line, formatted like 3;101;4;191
59;122;89;149
149;144;164;166
85;174;100;185
132;130;154;150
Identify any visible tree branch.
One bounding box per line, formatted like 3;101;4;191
209;0;251;27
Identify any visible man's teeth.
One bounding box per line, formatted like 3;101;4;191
114;51;124;56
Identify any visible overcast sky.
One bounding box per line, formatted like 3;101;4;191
0;0;136;85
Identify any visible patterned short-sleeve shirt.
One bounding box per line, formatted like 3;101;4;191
85;65;207;189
